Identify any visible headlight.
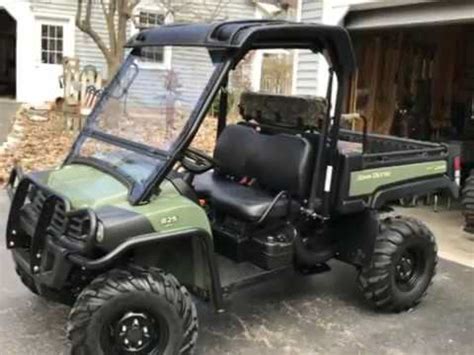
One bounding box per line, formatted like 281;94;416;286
96;221;105;243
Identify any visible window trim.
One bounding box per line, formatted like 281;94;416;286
40;24;65;65
132;7;172;70
35;14;75;68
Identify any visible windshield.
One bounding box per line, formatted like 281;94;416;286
74;46;219;184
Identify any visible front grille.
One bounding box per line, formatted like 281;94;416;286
19;183;91;243
48;202;68;238
29;185;47;216
65;214;91;241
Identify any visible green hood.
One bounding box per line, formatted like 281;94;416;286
43;164;128;209
39;164;211;236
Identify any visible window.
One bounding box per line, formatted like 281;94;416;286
138;11;165;63
139;12;165;28
41;24;64;64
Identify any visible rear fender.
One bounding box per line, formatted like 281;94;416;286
370;176;459;209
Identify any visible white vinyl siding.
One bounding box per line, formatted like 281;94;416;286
295;0;324;96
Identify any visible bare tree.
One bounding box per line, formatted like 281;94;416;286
76;0;230;78
76;0;140;77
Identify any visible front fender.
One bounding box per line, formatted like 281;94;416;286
67;228;224;311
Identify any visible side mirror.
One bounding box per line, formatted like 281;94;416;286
110;63;139;99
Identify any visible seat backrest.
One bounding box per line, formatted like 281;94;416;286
213;124;314;199
247;132;314;198
213;124;258;178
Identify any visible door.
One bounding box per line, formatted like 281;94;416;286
34;16;74;102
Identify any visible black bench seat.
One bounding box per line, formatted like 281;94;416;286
193;124;314;222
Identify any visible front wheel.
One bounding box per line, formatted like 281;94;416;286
67;267;198;355
358;216;437;312
14;262;39;295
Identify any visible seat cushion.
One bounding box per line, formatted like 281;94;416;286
194;171;290;222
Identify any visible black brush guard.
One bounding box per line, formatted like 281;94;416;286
6;167;98;289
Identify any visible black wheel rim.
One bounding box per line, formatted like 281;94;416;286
395;247;426;292
102;310;169;354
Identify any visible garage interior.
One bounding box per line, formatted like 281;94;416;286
0;9;16;98
345;22;474;173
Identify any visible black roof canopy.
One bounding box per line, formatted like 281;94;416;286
126;20;356;74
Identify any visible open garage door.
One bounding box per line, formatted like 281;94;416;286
345;21;474;173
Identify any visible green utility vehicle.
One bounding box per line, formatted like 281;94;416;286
6;21;459;354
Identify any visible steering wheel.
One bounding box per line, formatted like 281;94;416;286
181;147;214;174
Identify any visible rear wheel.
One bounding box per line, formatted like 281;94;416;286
357;216;437;312
68;267;198;355
462;170;474;233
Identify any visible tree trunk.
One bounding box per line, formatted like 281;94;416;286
107;57;122;79
76;0;137;81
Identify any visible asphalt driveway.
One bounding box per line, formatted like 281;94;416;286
0;192;473;354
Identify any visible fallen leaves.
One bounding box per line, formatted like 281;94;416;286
0;108;77;186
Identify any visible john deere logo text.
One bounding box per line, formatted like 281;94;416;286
357;171;392;182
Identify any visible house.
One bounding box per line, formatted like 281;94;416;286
0;0;293;104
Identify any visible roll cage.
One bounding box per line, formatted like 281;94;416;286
66;20;356;217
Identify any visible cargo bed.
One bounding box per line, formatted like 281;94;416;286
333;129;457;214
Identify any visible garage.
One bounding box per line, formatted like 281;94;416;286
343;2;474;170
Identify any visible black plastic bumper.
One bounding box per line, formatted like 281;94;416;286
11;240;73;289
